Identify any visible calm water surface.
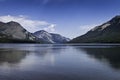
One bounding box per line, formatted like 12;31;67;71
0;44;120;80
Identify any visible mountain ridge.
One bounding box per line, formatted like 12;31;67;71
69;15;120;43
33;30;70;43
0;21;44;43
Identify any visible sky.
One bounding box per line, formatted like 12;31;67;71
0;0;120;38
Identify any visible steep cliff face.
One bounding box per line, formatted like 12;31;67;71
0;21;42;43
70;16;120;43
33;30;70;43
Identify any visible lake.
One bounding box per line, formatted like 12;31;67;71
0;44;120;80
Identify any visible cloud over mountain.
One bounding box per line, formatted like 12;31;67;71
0;15;56;33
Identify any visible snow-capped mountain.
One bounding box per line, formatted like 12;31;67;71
33;30;70;43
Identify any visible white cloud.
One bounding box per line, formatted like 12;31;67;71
0;15;56;33
43;24;56;32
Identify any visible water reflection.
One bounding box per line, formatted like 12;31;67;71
76;47;120;69
0;44;66;67
0;49;29;64
0;44;120;80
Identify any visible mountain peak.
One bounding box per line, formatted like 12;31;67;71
109;15;120;23
34;30;48;33
33;30;70;43
6;21;21;26
0;21;43;43
113;15;120;19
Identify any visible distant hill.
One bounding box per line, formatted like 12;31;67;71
69;15;120;43
33;30;70;43
0;21;43;43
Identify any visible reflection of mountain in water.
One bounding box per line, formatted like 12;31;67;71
32;44;67;56
0;49;29;64
30;45;67;65
0;44;67;67
76;47;120;69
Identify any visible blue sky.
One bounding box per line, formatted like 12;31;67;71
0;0;120;38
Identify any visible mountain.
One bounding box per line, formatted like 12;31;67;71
33;30;70;43
0;21;43;43
70;15;120;43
